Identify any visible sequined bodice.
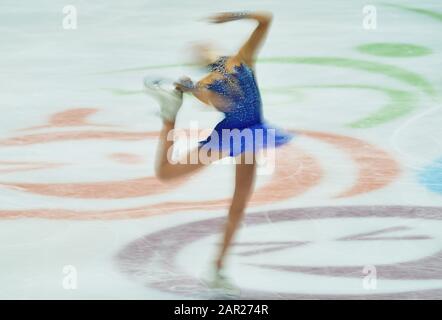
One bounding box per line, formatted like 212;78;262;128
206;56;263;128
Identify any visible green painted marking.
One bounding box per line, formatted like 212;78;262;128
383;3;442;22
346;86;416;128
266;84;417;128
97;56;435;98
356;43;432;57
92;63;194;75
261;87;305;105
259;56;436;98
99;56;435;97
98;55;437;128
106;83;416;128
101;88;144;96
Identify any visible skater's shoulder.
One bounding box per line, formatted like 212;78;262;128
197;72;224;89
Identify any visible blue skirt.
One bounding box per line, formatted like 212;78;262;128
199;120;294;157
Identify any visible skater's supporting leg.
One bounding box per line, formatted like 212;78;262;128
216;152;257;270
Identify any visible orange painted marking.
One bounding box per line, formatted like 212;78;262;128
250;145;322;204
0;131;157;146
4;176;187;199
20;108;116;131
109;153;145;164
297;130;400;198
0;161;64;174
0;106;400;220
0;131;182;198
0;144;322;219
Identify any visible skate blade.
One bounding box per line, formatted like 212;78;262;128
202;279;241;298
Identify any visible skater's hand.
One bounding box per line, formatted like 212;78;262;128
207;12;248;24
174;76;195;93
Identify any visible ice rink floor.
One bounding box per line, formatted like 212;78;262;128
1;0;442;299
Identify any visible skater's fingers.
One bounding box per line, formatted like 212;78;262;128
207;13;231;24
175;78;195;92
173;83;184;90
174;82;190;92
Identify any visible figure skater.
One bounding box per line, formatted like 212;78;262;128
144;11;293;293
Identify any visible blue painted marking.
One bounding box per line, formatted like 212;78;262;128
420;157;442;194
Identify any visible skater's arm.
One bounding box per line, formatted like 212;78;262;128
174;76;229;111
237;12;272;67
208;11;273;67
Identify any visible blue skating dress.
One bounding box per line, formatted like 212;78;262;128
199;56;293;157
